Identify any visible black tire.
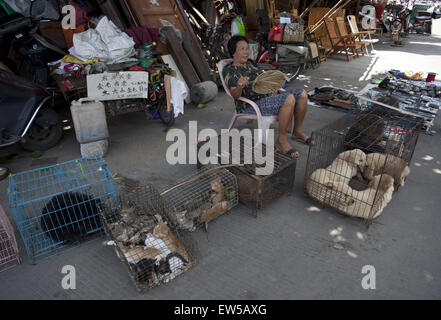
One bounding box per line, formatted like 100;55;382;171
20;108;63;151
157;99;175;127
425;22;432;34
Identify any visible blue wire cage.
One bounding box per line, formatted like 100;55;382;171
8;156;117;264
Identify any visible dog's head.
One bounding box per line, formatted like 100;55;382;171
340;149;367;173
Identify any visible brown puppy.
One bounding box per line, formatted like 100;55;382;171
363;153;410;188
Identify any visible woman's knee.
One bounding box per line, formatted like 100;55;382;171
285;93;296;106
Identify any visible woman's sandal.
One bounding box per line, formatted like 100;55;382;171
291;135;315;146
276;143;299;159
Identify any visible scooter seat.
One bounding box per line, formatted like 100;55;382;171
0;14;32;37
415;16;432;21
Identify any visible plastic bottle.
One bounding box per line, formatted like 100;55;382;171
70;98;109;144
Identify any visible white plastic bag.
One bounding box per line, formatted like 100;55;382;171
73;16;135;63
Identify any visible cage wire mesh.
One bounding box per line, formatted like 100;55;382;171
100;185;195;293
0;204;21;272
7;156;117;264
304;102;423;223
197;133;297;211
161;166;238;232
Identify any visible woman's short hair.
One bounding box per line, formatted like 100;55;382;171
227;35;249;57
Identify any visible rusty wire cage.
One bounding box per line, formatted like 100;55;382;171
197;133;297;211
0;205;21;272
100;185;195;293
304;101;423;223
161;167;238;232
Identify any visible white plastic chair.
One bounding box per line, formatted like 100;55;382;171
217;59;293;145
347;15;375;54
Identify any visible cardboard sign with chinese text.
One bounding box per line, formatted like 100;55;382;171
87;72;149;101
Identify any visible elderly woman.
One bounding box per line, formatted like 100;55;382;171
223;35;314;158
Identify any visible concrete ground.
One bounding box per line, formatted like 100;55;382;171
1;22;441;299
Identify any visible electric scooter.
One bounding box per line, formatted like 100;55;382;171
0;69;63;153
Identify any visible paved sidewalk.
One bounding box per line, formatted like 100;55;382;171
1;27;440;299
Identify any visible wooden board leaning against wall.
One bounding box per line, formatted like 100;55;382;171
308;7;346;49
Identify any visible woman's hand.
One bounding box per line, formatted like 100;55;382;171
230;76;250;99
237;76;250;88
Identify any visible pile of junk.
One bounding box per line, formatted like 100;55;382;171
0;0;218;164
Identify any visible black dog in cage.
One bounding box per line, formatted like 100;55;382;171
40;192;102;243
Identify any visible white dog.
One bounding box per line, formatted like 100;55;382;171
330;174;395;219
306;149;367;206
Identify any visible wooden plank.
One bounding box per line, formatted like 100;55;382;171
308;0;352;33
161;54;191;104
162;27;200;87
183;0;208;24
164;74;172;112
299;0;319;18
175;0;214;78
308;8;346;49
181;31;213;82
202;0;217;25
245;0;261;16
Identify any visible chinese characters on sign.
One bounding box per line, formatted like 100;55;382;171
87;72;149;101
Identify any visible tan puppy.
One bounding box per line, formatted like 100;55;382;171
363;153;410;188
338;149;367;169
337;149;367;182
331;174;395;219
307;164;357;208
307;149;366;204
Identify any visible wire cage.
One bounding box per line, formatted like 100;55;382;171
304;102;423;223
8;156;117;264
0;204;21;272
161;166;239;232
197;133;297;211
100;185;195;293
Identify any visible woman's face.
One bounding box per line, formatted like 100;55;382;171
233;40;250;65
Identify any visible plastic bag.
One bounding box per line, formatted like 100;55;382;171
4;0;60;20
231;17;245;36
73;16;135;63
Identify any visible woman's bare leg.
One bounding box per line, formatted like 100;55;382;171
291;90;314;144
276;94;298;156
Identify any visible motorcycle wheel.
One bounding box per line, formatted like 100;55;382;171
425;22;432;34
20;108;63;151
157;98;175;127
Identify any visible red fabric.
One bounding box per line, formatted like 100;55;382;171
268;25;284;42
124;26;159;48
375;1;387;21
129;66;148;71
